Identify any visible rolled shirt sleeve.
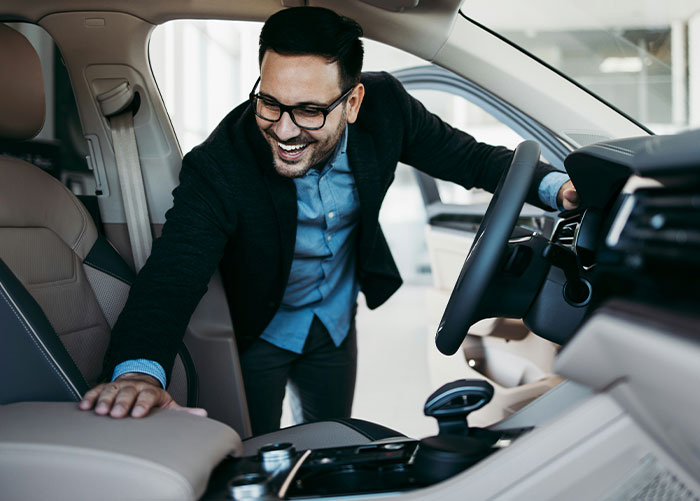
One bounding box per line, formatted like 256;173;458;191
112;359;167;389
538;171;571;210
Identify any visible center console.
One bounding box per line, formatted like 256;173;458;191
202;380;531;500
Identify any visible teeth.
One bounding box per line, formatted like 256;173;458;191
279;142;307;152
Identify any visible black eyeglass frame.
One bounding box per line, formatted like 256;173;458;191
249;77;355;130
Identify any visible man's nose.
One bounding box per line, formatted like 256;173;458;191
272;111;301;141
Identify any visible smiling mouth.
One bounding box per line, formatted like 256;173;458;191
277;141;310;162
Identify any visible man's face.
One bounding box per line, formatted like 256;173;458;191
256;51;364;178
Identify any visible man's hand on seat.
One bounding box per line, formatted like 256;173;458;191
79;372;207;419
557;180;580;211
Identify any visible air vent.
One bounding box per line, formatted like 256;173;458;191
551;215;580;248
607;189;700;264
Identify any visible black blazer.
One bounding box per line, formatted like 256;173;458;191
102;72;559;380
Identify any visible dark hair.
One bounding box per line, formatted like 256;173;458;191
259;7;364;90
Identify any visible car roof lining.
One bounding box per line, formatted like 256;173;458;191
0;0;463;62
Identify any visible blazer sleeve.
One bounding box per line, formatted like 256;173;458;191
101;148;236;382
383;73;561;209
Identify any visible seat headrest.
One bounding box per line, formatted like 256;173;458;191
0;24;46;140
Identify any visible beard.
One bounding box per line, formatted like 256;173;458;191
261;110;347;178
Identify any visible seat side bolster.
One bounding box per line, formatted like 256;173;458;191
83;236;135;330
0;259;89;403
83;236;136;286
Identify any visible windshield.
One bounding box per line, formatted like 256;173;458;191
462;1;700;133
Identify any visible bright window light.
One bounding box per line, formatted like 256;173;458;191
599;56;643;73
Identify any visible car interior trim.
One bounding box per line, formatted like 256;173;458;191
0;260;87;403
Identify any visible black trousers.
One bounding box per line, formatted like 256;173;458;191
239;315;357;436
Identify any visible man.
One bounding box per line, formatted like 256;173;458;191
80;7;579;434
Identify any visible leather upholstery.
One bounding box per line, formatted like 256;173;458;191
0;23;193;405
0;162;109;386
0;24;45;140
0;156;98;260
0;402;242;500
0;259;89;404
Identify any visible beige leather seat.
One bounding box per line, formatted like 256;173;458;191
0;23;192;403
0;23;405;453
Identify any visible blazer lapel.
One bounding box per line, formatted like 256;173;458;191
348;124;383;231
248;119;298;280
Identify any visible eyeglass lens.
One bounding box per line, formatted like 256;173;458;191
254;98;326;129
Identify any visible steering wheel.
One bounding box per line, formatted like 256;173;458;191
435;140;541;355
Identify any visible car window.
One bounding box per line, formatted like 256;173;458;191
150;20;263;154
407;89;526;205
463;1;700;134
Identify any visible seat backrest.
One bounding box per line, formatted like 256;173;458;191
0;23;194;406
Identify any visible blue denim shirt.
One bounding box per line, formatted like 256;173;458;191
113;130;568;387
259;127;360;353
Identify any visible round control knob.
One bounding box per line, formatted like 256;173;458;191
258;442;296;473
228;473;269;500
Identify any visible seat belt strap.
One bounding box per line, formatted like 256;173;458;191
97;82;152;271
108;111;153;271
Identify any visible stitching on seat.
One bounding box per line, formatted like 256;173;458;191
58;180;89;256
83;260;132;285
0;284;81;400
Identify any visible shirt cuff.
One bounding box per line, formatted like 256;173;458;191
538;171;571;210
112;359;167;389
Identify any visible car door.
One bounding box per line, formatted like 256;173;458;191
391;65;570;426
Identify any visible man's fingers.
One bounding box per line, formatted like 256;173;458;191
79;384;105;410
564;188;579;203
556;180;580;211
562;188;580;210
94;383;121;415
77;376;200;419
110;386;139;418
131;386;167;418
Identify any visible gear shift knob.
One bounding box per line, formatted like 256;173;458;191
423;379;494;436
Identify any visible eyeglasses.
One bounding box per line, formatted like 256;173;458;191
249;77;354;130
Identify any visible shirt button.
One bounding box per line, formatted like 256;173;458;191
326;235;332;241
328;211;335;219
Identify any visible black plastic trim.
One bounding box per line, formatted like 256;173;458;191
0;259;89;404
327;418;407;441
176;342;199;408
83;235;136;285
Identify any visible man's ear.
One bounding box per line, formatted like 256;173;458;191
345;83;365;124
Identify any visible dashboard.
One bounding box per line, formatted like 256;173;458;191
519;129;700;345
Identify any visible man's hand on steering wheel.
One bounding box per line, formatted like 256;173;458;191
79;372;207;419
557;180;580;211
